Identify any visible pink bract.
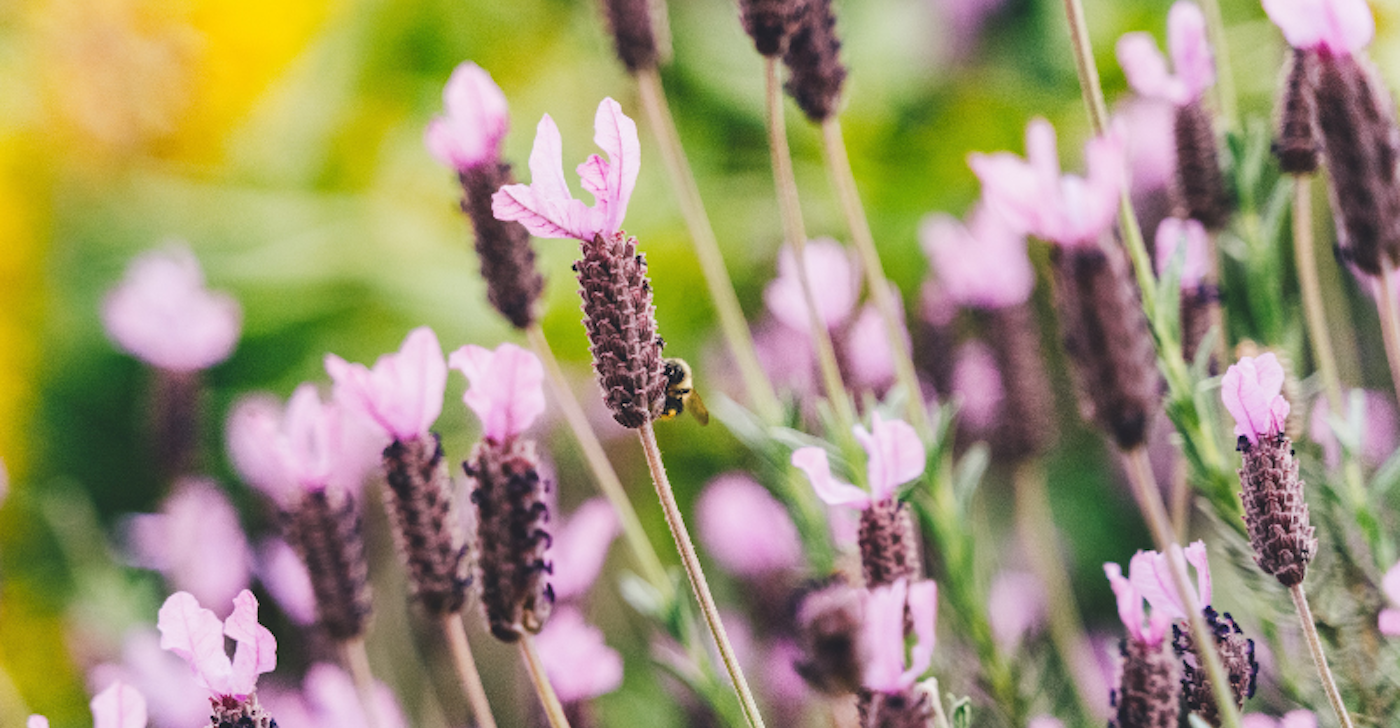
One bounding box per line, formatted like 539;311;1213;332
1222;353;1291;444
157;590;276;699
424;62;510;173
536;606;624;703
862;578;937;693
697;473;804;578
448;342;547;443
762;238;860;332
792;413;925;509
493;98;640;241
549;499;621;602
90;681;148;728
102;244;241;372
1116;1;1214;105
1128;540;1213;622
1104;561;1171;646
1154;217;1210;287
1261;0;1372;55
326;327;448;442
123;477;251;615
920;206;1035;309
1380;560;1400;636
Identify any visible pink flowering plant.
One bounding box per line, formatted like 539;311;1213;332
326;326;449;443
157;590;276;701
1116;1;1214;106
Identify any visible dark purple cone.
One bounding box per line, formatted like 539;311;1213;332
465;436;554;642
1274;49;1320;175
382;433;471;615
1238;433;1316;587
600;0;658;72
740;0;807;56
576;231;667;428
782;0;846;123
1111;636;1181;728
857;498;923;589
459;162;545;330
856;688;933;728
1179;284;1219;373
914;284;958;399
208;693;277;728
283;487;372;641
1172;607;1258;724
979;301;1055;461
1314;52;1400;274
150;368;201;480
1173;101;1232;231
794;580;864;695
1049;241;1162;451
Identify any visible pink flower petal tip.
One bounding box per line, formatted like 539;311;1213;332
492;98;640;241
158;589;276;699
425;61;509;173
535;606;624;703
1262;0;1373;55
90;681;148;728
697;474;804;578
102;244;242;372
793;413;925;509
448;342;546;442
920;206;1035;309
326;327;448;442
1222;353;1290;444
1154;217;1210;287
862;578;937;693
1116;1;1214;105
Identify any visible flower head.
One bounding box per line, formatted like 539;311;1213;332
792;413;925;509
449;342;547;443
425;62;510;173
763;238;860;332
549;499;620;602
326;327;448;443
535;606;624;703
919;206;1035;309
1116;1;1214;105
697;474;804;578
102;244;241;372
1380;560;1400;636
1222;353;1291;444
157;590;276;700
1104;561;1172;646
1262;0;1372;55
493;98;640;241
1155;217;1211;287
1129;540;1213;621
970;119;1125;247
861;578;937;693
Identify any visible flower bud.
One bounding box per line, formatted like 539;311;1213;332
1274;49;1319;174
460;162;544;329
857;499;923;589
466;437;554;641
600;0;658;72
782;0;846;123
1239;433;1316;586
1111;635;1181;728
382;434;471;615
1172;100;1232;230
739;0;806;56
794;580;864;695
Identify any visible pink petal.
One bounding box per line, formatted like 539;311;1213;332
1183;540;1213;606
1168;2;1214;101
255;539;317;626
969;151;1047;236
696;474;804;578
763;239;860;332
987;571;1047;651
90;681;147;728
327;327;447;441
855;414;925;502
1382;560;1400;603
492;114;593;240
1262;0;1372;53
284;384;337;487
157;591;233;695
588;98;641;236
904;580;938;685
1154;217;1210;287
27;717;48;728
1281;711;1319;728
843;302;902;393
1222;354;1290;443
951;341;1005;436
861;579;909;692
1028;718;1066;728
449;343;546;442
90;629;208;728
125;478;252;613
424;62;509;172
791;447;870;508
549;499;621;601
1117;32;1177;101
920;207;1034;309
227;395;298;502
1241;716;1280;728
1105;562;1148;643
1129;550;1186;620
226;590;277;697
535;606;624;703
1380;608;1400;636
102;245;242;372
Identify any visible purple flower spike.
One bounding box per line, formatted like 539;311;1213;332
1380;560;1400;636
90;681;147;728
326;327;448;442
1129;540;1212;621
493;98;640;242
792;413;925;508
549;499;620;602
102;245;241;372
763;238;860;332
535;606;624;703
1104;561;1172;646
1222;353;1290;444
425;62;510;173
1154;217;1211;287
1262;0;1372;55
449;342;547;443
861;578;937;693
919;206;1035;309
697;474;804;578
1116;2;1214;105
157;590;276;700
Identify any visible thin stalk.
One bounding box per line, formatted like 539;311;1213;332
340;637;385;728
1122;448;1243;728
1170;454;1191;542
1199;0;1238;130
443;614;499;728
764;57;855;432
525;325;673;597
819;117;929;437
1012;460;1108;722
520;632;573;728
634;67;782;424
1375;266;1400;406
639;422;768;728
1288;584;1356;728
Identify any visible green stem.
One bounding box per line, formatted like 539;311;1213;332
1198;0;1238;131
634;67;782;424
443;614;499;728
520;632;574;728
639;422;768;728
1288;584;1355;728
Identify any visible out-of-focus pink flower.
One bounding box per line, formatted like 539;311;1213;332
753;317;819;397
493;98;639;241
1028;717;1066;728
448;343;546;443
1222;353;1291;444
1104;560;1171;646
123;478;251;615
326;327;448;442
549;499;621;602
157;590;276;699
425;62;510;173
793;413;925;509
1308;389;1399;469
697;474;804;578
28;717;47;728
920;206;1035;309
1155;217;1210;288
843;297;910;395
763;239;860;333
987;571;1047;652
763;640;811;706
1116;2;1214;105
862;578;937;693
932;0;1007;61
952;341;1004;435
262;663;406;728
1380;560;1400;636
89;681;147;728
1128;540;1212;621
1118;99;1177;195
535;606;624;703
90;630;207;728
970;119;1126;248
255;539;317;626
102;245;241;372
1243;711;1318;728
1262;0;1372;55
227;388;385;503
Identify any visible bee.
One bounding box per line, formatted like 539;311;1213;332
660;357;709;425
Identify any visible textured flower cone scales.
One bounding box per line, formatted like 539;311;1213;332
739;0;806;56
1314;52;1400;274
459;162;545;330
1172;607;1258;725
1172;101;1232;231
794;581;864;696
600;0;658;72
1275;49;1320;175
284;487;373;641
382;433;471;616
980;302;1056;461
856;688;933;728
1050;243;1161;451
857;498;923;589
1180;284;1218;372
207;693;277;728
782;0;846;123
1239;434;1317;587
1110;637;1181;728
464;437;554;642
577;231;667;429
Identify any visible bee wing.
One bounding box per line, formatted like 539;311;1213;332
687;391;710;426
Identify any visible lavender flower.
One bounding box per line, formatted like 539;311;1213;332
30;682;147;728
783;0;846;122
158;590;278;727
1105;557;1179;728
535;606;625;704
122;477;252;615
102;244;241;373
697;474;804;579
858;578;937;727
